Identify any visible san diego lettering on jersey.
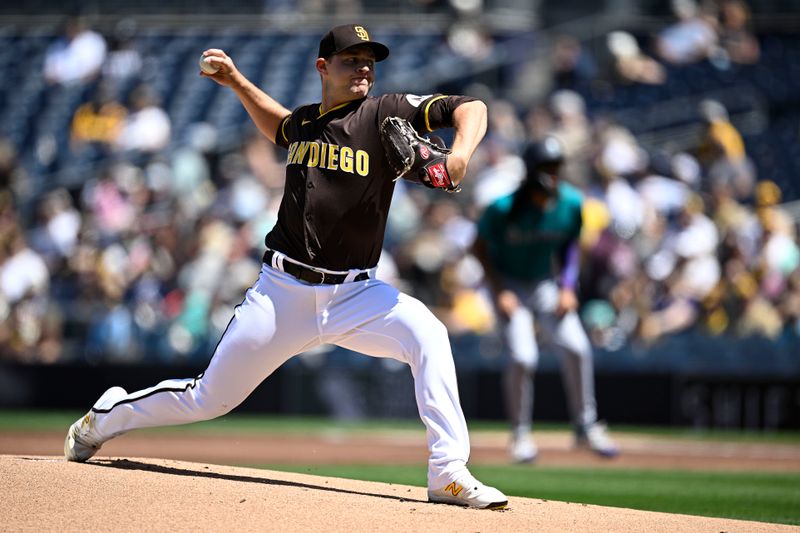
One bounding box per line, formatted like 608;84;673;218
286;140;370;176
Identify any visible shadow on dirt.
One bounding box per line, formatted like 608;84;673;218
90;458;428;504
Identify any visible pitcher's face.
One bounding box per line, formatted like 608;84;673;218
320;45;376;101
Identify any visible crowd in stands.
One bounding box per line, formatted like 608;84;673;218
0;0;798;364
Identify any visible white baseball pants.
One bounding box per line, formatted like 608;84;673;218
89;264;470;488
502;279;597;434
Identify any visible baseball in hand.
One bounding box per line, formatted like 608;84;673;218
199;55;219;75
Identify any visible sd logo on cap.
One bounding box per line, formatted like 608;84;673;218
318;24;390;62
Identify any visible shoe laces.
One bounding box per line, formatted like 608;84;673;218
452;471;484;495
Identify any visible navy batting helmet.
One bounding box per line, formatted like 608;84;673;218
522;136;564;195
523;136;565;170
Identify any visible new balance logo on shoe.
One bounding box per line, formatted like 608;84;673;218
444;482;463;496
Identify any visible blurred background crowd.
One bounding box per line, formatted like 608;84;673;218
0;0;799;367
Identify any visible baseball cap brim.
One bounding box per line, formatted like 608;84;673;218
346;42;389;62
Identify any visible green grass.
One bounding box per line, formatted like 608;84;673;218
604;424;800;445
0;411;426;434
2;410;798;444
260;463;800;526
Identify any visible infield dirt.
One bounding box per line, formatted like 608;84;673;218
2;429;800;531
3;455;799;532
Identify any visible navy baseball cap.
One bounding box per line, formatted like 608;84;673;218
318;24;389;62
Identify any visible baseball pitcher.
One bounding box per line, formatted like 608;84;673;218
64;24;507;510
472;136;619;463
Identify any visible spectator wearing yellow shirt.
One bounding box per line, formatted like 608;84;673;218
70;84;127;153
696;99;745;164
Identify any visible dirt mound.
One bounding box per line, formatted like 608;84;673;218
1;455;794;532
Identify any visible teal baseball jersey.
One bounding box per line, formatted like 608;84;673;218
477;182;583;281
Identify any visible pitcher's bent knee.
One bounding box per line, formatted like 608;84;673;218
189;383;245;422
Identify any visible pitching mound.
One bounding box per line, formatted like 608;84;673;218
1;455;794;532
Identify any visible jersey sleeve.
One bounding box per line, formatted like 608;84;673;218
378;93;477;134
275;114;292;149
275;103;317;149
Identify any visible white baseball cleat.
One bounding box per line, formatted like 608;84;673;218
428;470;508;510
64;386;127;462
510;434;538;464
575;422;619;458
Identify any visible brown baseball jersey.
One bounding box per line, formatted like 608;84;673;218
267;93;476;271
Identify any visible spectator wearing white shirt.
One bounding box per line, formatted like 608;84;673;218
656;0;719;65
640;195;721;342
116;84;171;154
472;138;526;209
594;126;647;239
43;17;107;86
102;18;143;83
1;227;49;304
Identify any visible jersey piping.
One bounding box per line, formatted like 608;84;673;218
424;95;448;132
